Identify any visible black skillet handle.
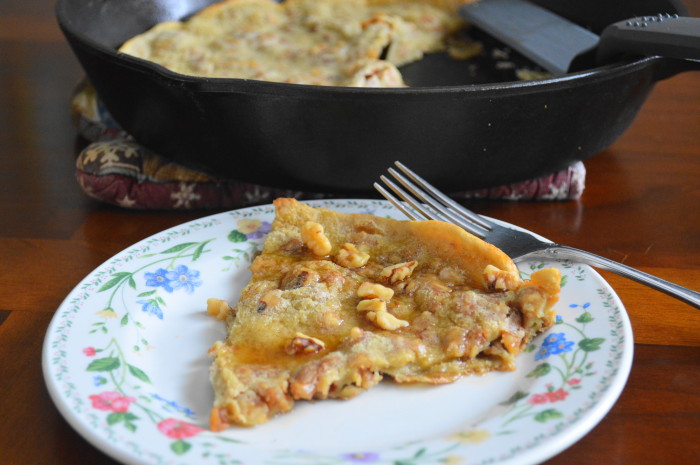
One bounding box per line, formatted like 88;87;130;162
596;15;700;77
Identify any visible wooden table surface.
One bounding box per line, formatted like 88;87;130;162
1;1;699;464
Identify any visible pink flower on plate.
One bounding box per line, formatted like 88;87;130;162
567;378;582;386
157;418;204;439
545;388;570;403
83;347;97;356
89;391;136;413
528;393;549;405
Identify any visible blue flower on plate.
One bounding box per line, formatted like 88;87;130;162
569;302;591;310
138;299;163;319
339;452;380;463
166;265;202;294
150;393;197;419
145;268;175;293
535;332;574;361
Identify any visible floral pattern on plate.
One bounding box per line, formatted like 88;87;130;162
43;199;633;465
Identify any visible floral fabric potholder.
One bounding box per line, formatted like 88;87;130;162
71;80;586;210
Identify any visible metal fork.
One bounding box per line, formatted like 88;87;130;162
375;161;700;309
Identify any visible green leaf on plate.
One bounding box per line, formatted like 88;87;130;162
128;364;151;384
171;440;192;455
579;337;605;352
124;422;137;432
527;363;551;378
108;412;139;433
192;240;212;261
86;357;120;372
106;412;124;425
499;390;529;406
576;312;594;323
534;409;563;423
227;230;247;243
97;274;129;292
160;242;197;254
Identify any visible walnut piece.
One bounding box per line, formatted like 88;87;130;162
285;332;326;355
335;243;370;268
207;298;232;321
366;310;409;331
380;261;418;283
356;298;387;313
483;264;520;291
301;221;332;256
357;282;394;301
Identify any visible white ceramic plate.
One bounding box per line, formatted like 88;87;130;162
43;199;633;465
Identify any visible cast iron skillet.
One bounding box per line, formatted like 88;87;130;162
56;0;699;194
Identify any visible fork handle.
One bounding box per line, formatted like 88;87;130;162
532;245;700;309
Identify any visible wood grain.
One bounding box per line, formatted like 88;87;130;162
1;1;698;464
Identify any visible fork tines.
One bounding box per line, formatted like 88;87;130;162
374;161;492;239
